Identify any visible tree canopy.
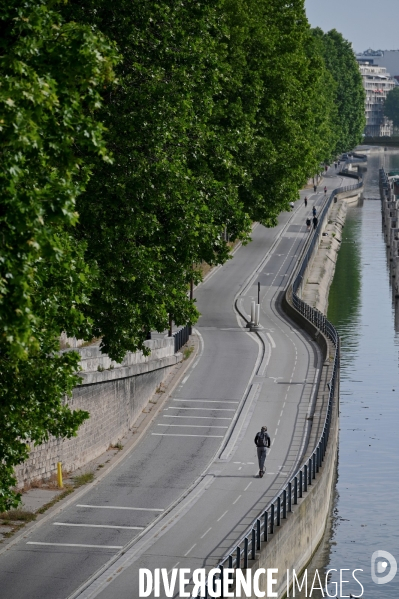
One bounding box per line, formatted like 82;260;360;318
0;0;366;510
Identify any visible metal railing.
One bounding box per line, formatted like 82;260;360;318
173;324;192;353
194;173;363;598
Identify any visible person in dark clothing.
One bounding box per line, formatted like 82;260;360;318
254;426;271;477
313;184;317;193
306;217;311;231
304;197;308;207
313;216;318;230
312;206;317;217
324;186;327;195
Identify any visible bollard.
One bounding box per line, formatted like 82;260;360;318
277;497;281;526
255;303;260;326
288;482;292;512
244;538;249;568
257;519;261;550
57;462;63;489
304;465;308;492
294;477;298;505
308;458;312;485
252;528;256;560
299;470;303;498
250;300;256;324
264;511;268;542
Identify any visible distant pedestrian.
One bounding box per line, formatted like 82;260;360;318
313;184;317;193
325;165;328;172
312;206;317;217
254;426;270;478
313;216;318;230
334;162;337;169
306;217;311;231
324;186;327;195
304;197;308;207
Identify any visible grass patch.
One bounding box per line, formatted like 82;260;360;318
73;472;95;487
0;509;36;523
110;442;123;450
183;345;194;360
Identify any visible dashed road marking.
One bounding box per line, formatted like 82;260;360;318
26;542;123;549
76;505;163;512
217;511;228;522
53;523;144;530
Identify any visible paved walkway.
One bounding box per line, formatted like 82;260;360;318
0;167;346;599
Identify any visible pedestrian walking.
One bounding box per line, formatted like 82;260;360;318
304;196;308;207
334;162;337;169
313;184;317;193
312;206;316;217
254;426;271;478
313;216;318;230
324;186;327;195
306;217;311;231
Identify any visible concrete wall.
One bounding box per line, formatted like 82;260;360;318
15;338;182;487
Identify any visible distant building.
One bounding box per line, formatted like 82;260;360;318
357;63;395;137
357;49;399;80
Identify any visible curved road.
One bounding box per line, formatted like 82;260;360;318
0;168;345;599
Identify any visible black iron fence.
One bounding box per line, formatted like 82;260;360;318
172;324;192;353
194;173;363;598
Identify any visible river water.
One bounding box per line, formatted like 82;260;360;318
297;149;399;598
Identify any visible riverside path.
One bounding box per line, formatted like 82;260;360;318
0;168;346;599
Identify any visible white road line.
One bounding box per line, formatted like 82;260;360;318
163;415;231;420
200;527;212;539
172;399;239;404
167;407;235;412
53;523;144;530
181;376;189;385
247;462;254;465
266;333;276;348
232;496;241;505
157;424;228;429
184;544;197;557
152;433;224;438
238;467;242;470
168;562;180;575
26;542;123;549
280;410;283;417
217;511;228;522
76;505;164;512
275;428;278;435
278;419;281;426
244;482;252;491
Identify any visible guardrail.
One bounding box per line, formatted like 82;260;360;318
194;172;363;598
172;324;192;353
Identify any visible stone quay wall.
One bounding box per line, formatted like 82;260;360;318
15;338;181;487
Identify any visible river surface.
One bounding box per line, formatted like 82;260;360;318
297;149;399;598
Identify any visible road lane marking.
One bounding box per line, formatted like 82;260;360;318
217;511;228;522
244;482;252;491
200;528;212;539
26;542;123;549
157;424;228;429
167;407;235;412
172;399;239;404
266;333;276;348
232;495;241;505
53;523;144;530
181;376;189;385
238;467;242;470
278;419;281;426
77;505;164;512
163;415;231;420
168;562;180;574
184;544;197;556
152;433;224;438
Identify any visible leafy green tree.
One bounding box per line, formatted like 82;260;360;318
0;0;118;510
384;87;399;129
312;28;365;155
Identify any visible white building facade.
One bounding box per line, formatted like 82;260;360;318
358;63;395;137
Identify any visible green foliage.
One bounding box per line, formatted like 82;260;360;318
0;0;118;511
384;87;399;128
312;28;366;155
0;0;367;509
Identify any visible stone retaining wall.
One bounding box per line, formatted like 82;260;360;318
15;338;181;487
